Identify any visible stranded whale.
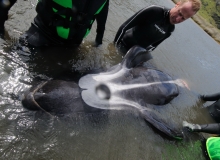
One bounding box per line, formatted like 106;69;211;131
22;46;183;139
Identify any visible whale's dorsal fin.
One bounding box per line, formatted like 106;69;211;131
121;45;152;69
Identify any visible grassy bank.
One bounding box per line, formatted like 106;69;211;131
172;0;220;44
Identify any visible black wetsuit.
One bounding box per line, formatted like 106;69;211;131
1;0;109;47
114;5;174;53
185;93;220;134
183;93;220;160
202;92;220;123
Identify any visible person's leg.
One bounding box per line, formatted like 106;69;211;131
115;27;137;55
207;100;220;123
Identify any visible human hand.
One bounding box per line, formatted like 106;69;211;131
199;94;206;101
182;121;201;132
146;45;155;52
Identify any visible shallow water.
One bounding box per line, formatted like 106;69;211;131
0;0;220;159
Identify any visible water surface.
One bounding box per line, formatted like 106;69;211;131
0;0;220;159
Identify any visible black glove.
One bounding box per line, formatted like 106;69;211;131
146;45;155;52
199;94;206;101
183;121;201;132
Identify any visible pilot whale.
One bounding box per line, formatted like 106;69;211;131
22;46;183;140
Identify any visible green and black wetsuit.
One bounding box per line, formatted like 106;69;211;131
114;5;174;53
26;0;109;47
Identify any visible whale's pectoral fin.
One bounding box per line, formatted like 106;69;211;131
121;45;152;69
141;110;183;140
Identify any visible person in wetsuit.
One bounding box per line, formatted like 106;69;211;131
27;0;109;47
183;92;220;134
183;92;220;160
114;0;201;56
0;0;109;48
0;0;17;38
